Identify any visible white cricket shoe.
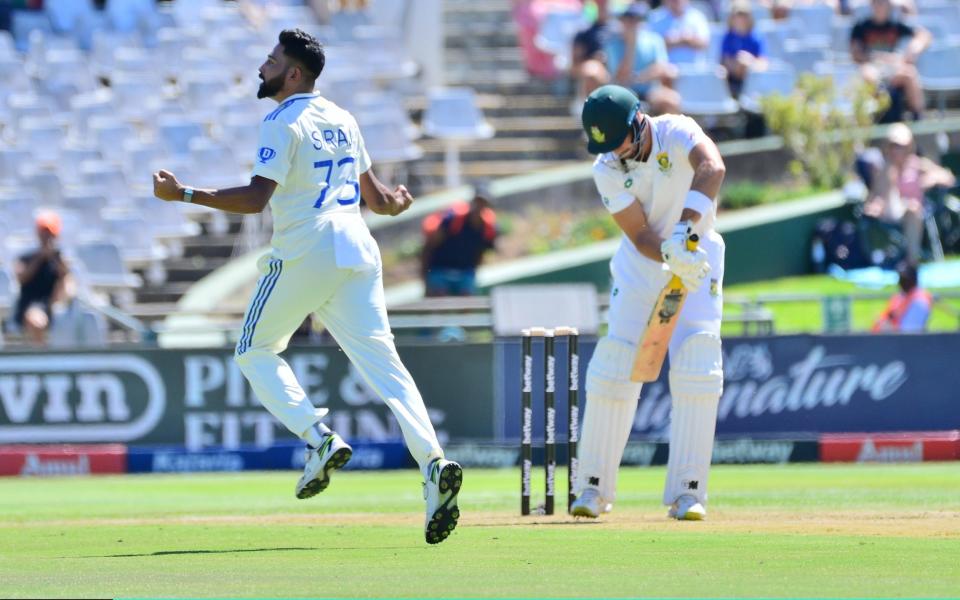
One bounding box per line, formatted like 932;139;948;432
668;494;706;521
423;458;462;545
295;433;352;500
570;488;611;518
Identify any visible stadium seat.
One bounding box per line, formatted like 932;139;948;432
782;45;829;74
89;118;141;160
20;171;64;206
787;4;834;48
157;117;207;156
60;191;109;218
422;87;494;141
44;0;96;34
19;119;66;163
361;117;424;165
73;241;143;291
0;30;14;54
80;160;129;196
11;9;53;52
673;66;740;116
0;148;31;184
917;47;960;113
421;87;494;187
105;0;159;33
0;267;17;317
738;65;797;113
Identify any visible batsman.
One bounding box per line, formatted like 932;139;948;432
571;85;725;521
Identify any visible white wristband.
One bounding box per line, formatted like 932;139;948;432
684;190;713;217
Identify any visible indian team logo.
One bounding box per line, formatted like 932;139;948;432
656;151;671;173
258;147;277;164
590;126;605;144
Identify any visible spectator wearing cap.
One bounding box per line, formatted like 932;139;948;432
604;2;681;115
721;0;767;97
862;123;955;263
850;0;930;122
421;183;498;297
647;0;710;65
13;211;71;345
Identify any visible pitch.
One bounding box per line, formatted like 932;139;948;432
1;463;958;598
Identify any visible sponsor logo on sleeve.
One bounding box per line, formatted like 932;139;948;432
258;147;277;164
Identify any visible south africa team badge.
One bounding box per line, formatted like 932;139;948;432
656;151;671;173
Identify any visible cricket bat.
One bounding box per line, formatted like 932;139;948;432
630;234;699;382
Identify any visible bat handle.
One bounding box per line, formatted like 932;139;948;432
686;233;699;252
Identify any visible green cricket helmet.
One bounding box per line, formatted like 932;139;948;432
581;84;641;154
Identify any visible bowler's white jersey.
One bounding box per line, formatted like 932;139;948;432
252;92;372;260
591;114;717;287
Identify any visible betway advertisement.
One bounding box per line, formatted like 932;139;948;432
496;333;960;440
0;344;494;449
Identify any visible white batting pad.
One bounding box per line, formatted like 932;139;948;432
663;333;723;506
576;393;639;503
586;336;644;400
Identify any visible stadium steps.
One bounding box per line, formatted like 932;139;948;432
405;0;585;187
410;159;583;180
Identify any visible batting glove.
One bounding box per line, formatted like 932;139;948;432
661;221;710;291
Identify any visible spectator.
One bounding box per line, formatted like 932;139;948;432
421;183;498;297
513;0;583;80
647;0;710;65
13;210;71;345
604;2;681;115
850;0;930;122
862;123;956;263
762;0;793;20
720;0;768;97
571;1;614;100
872;262;931;332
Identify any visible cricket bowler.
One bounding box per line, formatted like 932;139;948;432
152;29;461;544
570;85;725;520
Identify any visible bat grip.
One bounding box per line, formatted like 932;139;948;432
685;233;699;252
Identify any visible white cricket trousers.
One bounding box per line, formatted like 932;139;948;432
233;232;443;473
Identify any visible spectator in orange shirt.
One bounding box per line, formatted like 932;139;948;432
872;262;931;332
421;183;498;297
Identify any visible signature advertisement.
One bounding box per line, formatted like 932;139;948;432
497;334;960;440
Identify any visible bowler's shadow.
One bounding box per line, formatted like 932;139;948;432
81;545;417;558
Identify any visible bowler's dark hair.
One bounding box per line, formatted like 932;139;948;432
279;29;325;81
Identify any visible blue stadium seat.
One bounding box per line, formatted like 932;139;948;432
917;46;960;112
738;65;797;113
673;66;740;116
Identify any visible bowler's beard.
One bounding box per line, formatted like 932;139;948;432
257;71;285;99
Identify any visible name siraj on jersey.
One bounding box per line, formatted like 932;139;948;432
310;128;351;151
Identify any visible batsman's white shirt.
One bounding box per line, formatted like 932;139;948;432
235;92;442;472
591;114;724;346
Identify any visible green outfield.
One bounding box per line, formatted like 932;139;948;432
1;464;958;598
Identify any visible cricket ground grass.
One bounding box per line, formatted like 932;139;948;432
1;463;958;598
